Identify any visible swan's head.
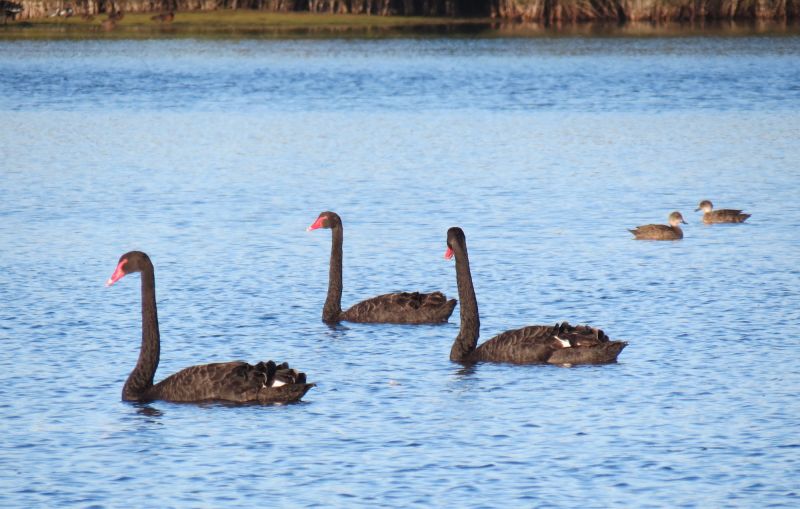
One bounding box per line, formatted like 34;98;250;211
306;211;341;232
106;251;151;286
668;211;687;227
445;227;466;260
695;200;713;213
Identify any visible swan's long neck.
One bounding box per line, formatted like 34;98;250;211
452;241;480;362
122;263;160;401
323;224;344;323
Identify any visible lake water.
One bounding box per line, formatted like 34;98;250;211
1;35;799;507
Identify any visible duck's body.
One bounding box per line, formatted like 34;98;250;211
446;228;626;365
628;224;683;240
629;211;686;240
696;200;750;224
107;251;313;404
308;211;456;325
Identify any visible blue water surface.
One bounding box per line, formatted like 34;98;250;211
1;36;799;507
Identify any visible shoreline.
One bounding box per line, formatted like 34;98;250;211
2;12;799;39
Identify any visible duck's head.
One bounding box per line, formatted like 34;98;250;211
695;200;713;213
669;211;688;227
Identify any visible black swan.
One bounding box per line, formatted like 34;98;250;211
106;251;314;404
695;200;750;224
307;211;456;324
445;227;627;365
629;211;687;240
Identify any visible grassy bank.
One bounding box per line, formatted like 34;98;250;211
2;10;798;39
1;11;493;39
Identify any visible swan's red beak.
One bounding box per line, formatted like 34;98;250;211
444;247;454;260
105;259;128;287
306;216;326;231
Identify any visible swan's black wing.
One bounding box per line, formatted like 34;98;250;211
146;360;314;404
341;291;456;324
474;322;626;365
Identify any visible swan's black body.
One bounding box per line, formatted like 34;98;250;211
308;211;456;325
446;228;626;365
107;251;313;404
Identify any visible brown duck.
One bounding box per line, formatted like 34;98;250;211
445;227;626;365
307;211;456;325
695;200;750;224
106;251;314;404
629;211;687;240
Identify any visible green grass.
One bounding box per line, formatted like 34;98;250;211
2;11;797;39
1;10;493;39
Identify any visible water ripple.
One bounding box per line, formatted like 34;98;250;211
0;36;799;508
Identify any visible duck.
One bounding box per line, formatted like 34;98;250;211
695;200;750;224
629;211;687;240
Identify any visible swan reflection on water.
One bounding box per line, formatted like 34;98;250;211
454;364;479;379
134;404;163;419
126;403;165;429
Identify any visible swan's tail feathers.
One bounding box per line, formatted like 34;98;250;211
548;340;627;365
257;380;315;404
252;360;308;388
442;298;458;320
421;291;456;319
424;291;445;305
391;291;448;310
271;361;308;387
254;360;314;404
546;322;627;363
553;321;608;348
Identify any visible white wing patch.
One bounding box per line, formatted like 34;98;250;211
553;335;571;348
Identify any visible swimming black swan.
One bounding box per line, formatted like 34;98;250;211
307;211;456;324
695;200;750;224
106;251;314;404
629;211;687;240
445;227;626;365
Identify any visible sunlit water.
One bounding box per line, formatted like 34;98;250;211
1;36;799;507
